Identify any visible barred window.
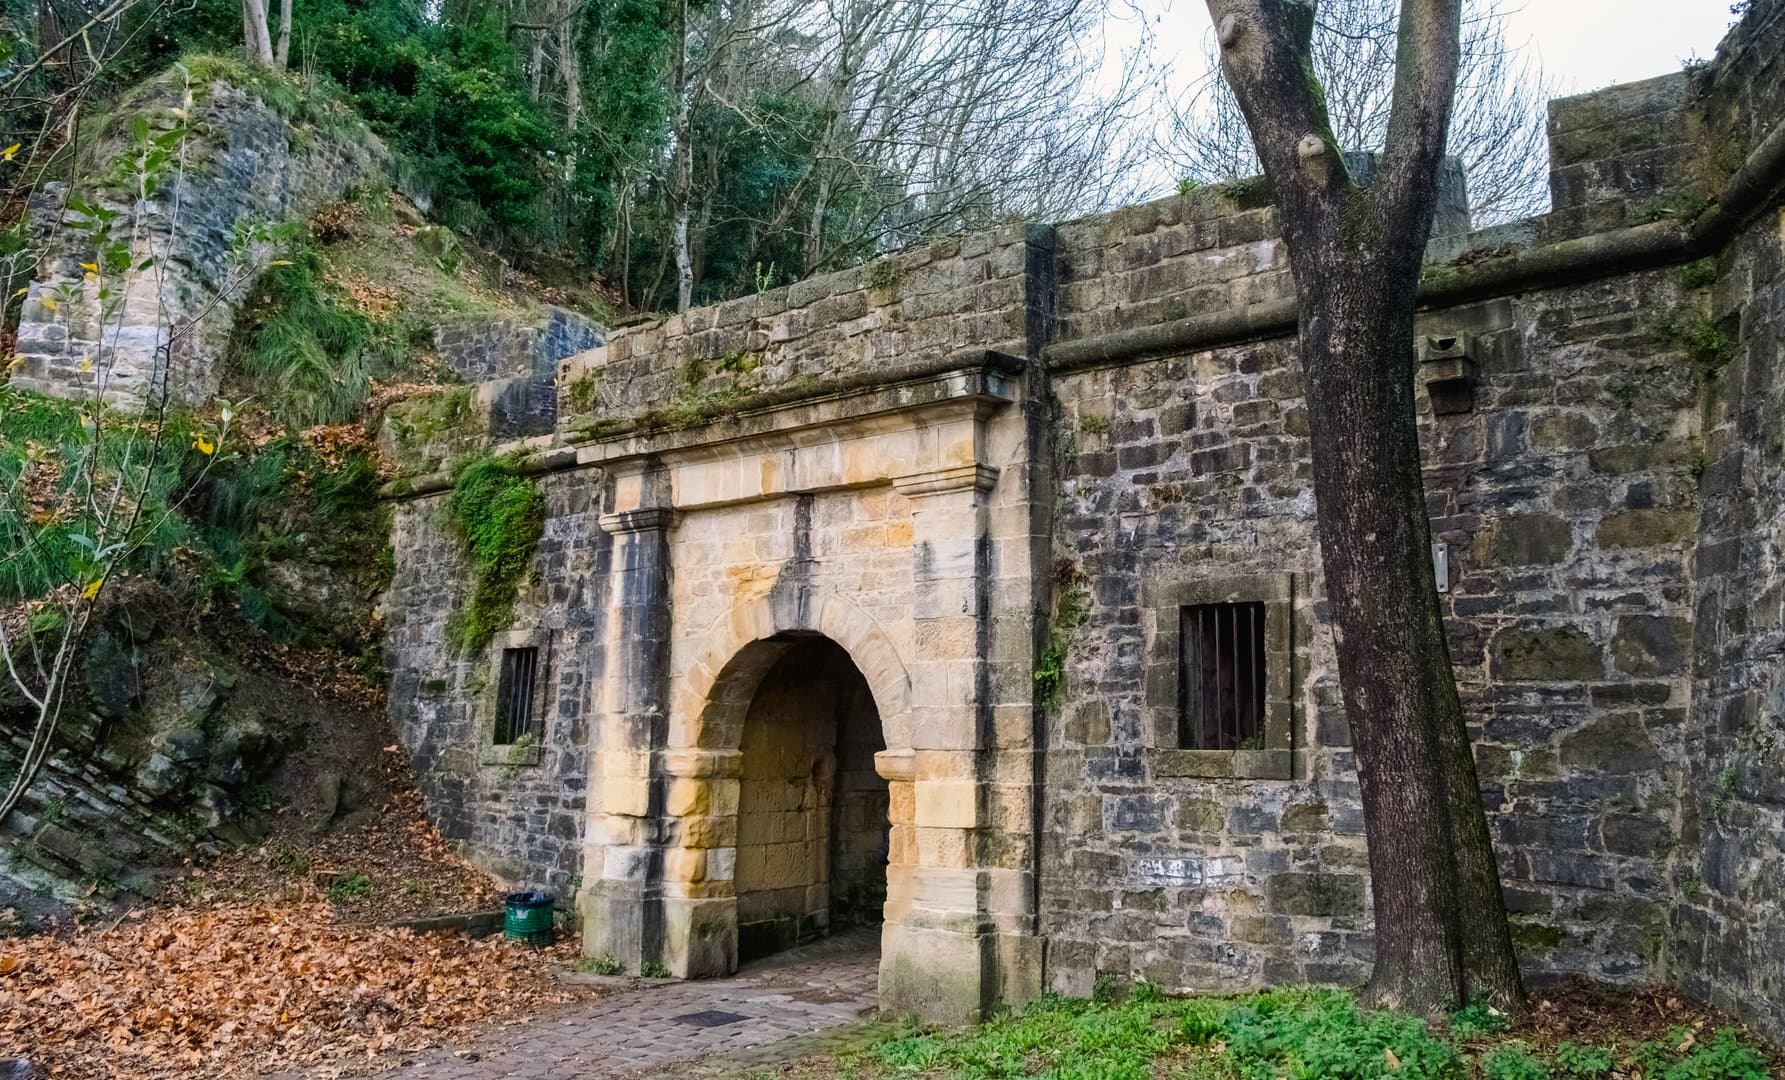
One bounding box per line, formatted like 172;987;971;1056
1179;602;1266;750
494;646;540;745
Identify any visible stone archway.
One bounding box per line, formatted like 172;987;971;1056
729;636;888;962
653;618;916;982
576;362;1045;1023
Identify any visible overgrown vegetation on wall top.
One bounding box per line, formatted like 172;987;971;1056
443;453;545;653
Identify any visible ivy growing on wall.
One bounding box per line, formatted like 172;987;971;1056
444;453;545;653
1035;557;1090;710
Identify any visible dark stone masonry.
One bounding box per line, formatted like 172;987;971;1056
379;2;1785;1033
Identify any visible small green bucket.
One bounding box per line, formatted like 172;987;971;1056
504;891;555;947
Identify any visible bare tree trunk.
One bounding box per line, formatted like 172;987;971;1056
242;0;274;66
804;171;832;275
669;0;694;313
557;7;582;129
1205;0;1524;1017
274;0;292;70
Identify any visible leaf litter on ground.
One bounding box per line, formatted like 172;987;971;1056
0;902;596;1078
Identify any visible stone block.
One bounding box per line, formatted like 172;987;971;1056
1266;873;1365;918
1559;713;1662;775
1611;614;1690;676
1597;509;1697;548
915;781;979;829
1472;514;1574;567
1491;624;1605;681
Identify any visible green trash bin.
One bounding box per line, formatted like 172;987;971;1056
504;890;555;947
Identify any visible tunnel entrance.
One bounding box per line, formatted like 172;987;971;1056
733;636;889;964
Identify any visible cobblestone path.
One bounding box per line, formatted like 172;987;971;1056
363;930;880;1079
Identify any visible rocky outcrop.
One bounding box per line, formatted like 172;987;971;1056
0;599;296;918
10;71;387;412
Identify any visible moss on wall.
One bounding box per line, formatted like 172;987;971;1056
443;453;545;653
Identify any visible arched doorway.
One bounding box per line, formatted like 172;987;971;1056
733;636;889;962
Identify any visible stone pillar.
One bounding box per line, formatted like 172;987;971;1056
879;462;1040;1023
658;746;743;977
579;502;678;973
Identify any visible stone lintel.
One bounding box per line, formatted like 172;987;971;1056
574;362;1016;471
598;507;682;534
892;463;1001;497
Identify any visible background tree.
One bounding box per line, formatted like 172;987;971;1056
0;68;248;826
89;0;1141;309
1168;0;1552;224
1202;0;1524;1014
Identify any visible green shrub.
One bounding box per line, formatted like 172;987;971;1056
185;434;386;635
327;871;372;902
272;846;310;877
1449;997;1511;1039
1482;1044;1550;1080
1663;1028;1772;1080
443;453;545;652
0;386;199;601
577;954;622;976
1034;560;1089;709
1551;1042;1614;1078
1223;988;1464;1080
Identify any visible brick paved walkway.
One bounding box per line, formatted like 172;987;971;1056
362;929;881;1079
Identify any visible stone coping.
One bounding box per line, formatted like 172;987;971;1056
380;350;1025;500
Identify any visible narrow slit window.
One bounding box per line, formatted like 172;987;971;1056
494;646;539;745
1178;602;1266;750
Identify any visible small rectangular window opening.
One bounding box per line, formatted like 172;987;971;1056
1179;602;1266;750
494;647;539;745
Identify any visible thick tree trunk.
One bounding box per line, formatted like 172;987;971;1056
1205;0;1524;1018
1297;241;1466;1009
1297;230;1525;1013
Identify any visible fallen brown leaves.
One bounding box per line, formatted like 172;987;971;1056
175;786;502;928
0;903;595;1078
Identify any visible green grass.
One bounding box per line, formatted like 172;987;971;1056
577;954;623;976
232;239;405;427
840;986;1774;1080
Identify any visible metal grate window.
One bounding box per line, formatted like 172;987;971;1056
1178;602;1266;750
494;647;540;745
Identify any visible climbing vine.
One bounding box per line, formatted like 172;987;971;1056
1035;557;1090;710
444;453;545;653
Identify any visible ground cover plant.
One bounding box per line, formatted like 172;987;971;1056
747;980;1779;1080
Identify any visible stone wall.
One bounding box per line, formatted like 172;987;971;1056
554;224;1041;429
434;307;603;438
11;76;387;411
1667;0;1785;1034
381;0;1785;1036
1040;260;1705;994
382;467;609;899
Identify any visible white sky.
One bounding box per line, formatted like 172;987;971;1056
1498;0;1738;94
1121;0;1742;103
1120;1;1749;99
1111;0;1742;196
